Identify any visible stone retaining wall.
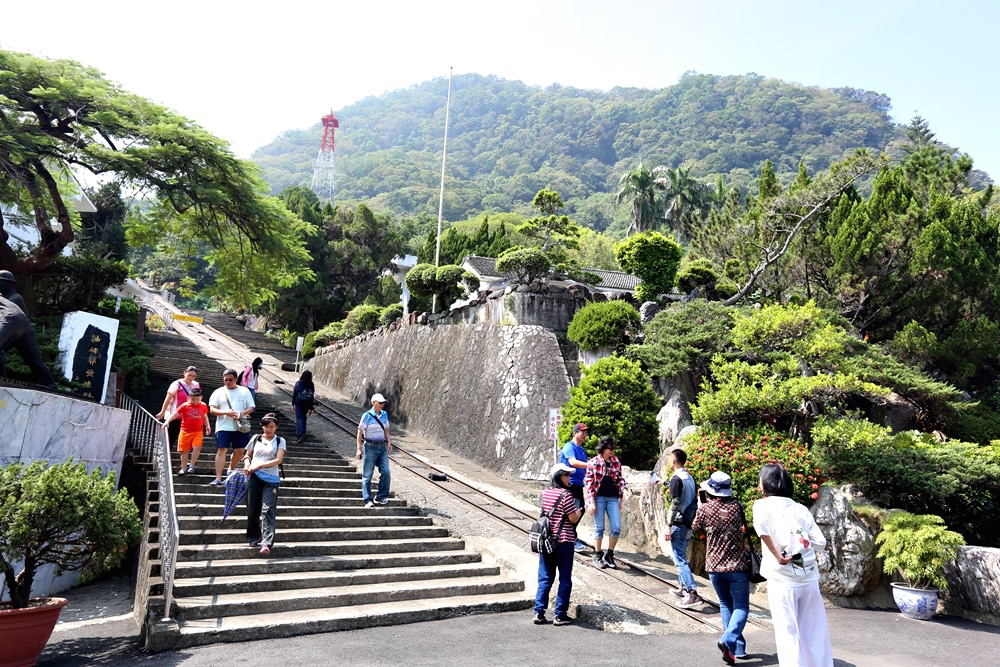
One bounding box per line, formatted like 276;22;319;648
308;323;571;480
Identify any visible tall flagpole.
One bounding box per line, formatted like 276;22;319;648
432;67;453;314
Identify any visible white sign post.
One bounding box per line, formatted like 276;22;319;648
548;408;563;464
294;336;304;372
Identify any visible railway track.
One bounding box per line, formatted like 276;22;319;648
171;313;770;631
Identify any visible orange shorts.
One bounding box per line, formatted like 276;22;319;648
177;430;204;453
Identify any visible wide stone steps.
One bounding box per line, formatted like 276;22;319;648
134;315;530;651
177;525;450;545
175;550;486;578
178;514;431;530
174;501;414;515
174;577;524;620
169;592;530;649
176;537;470;560
173;562;502;597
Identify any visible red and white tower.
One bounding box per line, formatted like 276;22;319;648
310;111;339;203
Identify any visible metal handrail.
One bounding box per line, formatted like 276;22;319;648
122;394;179;621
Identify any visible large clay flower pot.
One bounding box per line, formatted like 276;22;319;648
0;597;69;667
890;582;939;620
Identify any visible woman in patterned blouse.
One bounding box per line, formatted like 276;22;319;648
690;471;750;665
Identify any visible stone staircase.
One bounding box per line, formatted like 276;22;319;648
132;324;530;649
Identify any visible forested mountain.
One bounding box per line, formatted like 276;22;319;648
252;72;982;232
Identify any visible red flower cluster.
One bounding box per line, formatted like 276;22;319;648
681;425;826;513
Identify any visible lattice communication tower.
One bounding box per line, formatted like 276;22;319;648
310;111;339;204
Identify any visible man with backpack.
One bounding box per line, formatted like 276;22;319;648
667;448;701;608
533;463;583;626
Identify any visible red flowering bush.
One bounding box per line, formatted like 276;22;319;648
679;424;826;526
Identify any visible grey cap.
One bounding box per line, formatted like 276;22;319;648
0;270;17;283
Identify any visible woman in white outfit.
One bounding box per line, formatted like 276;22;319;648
752;463;832;667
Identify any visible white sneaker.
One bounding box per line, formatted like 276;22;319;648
365;501;374;508
678;590;701;608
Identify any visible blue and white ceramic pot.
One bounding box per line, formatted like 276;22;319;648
890;582;939;620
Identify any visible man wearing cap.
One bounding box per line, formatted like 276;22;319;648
357;392;392;508
156;365;201;448
559;422;590;552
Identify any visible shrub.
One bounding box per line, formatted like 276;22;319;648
811;416;1000;547
875;511;965;590
379;304;404;326
680;425;825;521
567;300;640;351
344;304;382;337
626;299;735;379
0;459;142;608
495;247;550;284
557;356;660;467
944;400;1000;446
405;263;478;306
614;232;683;302
676;258;720;298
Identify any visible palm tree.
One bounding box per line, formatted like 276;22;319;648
656;166;711;243
615;163;663;235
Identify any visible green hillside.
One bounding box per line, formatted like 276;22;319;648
252;72;919;230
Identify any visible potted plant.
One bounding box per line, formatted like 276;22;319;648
874;511;965;620
0;459;142;666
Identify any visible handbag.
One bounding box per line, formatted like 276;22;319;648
738;501;766;583
224;392;253;433
746;543;766;583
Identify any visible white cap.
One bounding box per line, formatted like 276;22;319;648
371;393;386;404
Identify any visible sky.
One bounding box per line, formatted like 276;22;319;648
3;0;999;178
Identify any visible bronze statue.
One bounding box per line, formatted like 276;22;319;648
0;292;56;388
0;270;28;313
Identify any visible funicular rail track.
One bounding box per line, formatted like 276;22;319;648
175;314;768;631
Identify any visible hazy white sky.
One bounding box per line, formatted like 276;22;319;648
4;0;998;177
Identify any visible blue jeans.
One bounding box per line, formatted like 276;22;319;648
671;525;696;590
295;405;308;438
594;496;621;540
534;541;575;617
362;441;391;502
709;570;749;656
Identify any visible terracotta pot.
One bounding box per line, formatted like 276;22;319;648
0;597;69;667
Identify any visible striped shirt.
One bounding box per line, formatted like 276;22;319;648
540;487;577;543
358;409;389;442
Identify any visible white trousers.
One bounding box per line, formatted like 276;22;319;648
767;581;833;667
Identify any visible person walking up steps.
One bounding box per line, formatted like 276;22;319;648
292;370;315;444
357;392;392;508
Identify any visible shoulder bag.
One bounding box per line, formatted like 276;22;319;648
225;391;252;433
737;501;766;583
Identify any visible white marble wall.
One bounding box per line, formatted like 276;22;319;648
0;387;130;478
0;386;132;602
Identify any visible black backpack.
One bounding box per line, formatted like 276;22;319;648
529;490;569;555
297;386;315;408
